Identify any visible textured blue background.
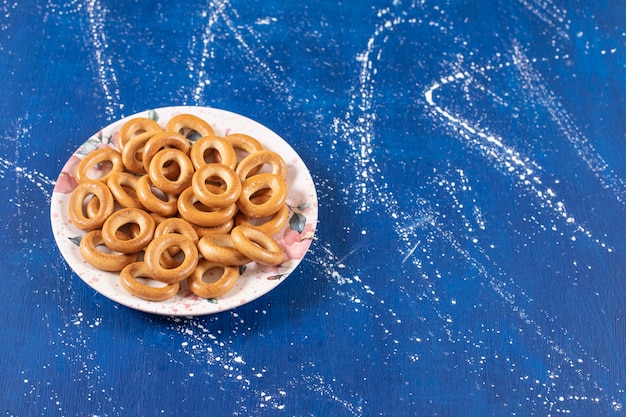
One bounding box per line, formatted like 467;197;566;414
1;0;625;415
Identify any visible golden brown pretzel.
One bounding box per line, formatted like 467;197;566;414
165;113;215;139
68;180;115;231
235;150;287;181
197;233;251;265
75;147;124;184
120;130;160;174
192;163;242;208
187;260;239;299
80;229;138;271
237;173;288;218
144;234;199;284
148;148;194;195
106;171;144;209
135;175;179;217
101;207;156;253
235;204;289;236
141;131;192;174
119;261;179;301
230;225;284;266
177;186;237;227
190;135;237;170
117;117;162;149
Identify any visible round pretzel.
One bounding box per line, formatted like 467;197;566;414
230;225;284;266
136;175;179;217
223;133;264;160
237;173;288;218
187;260;240;299
68;180;115;231
80;229;138;271
121;130;160;174
101;207;156;253
197;233;251;265
119;262;179;301
117;117;162;149
165;113;215;139
192;163;242;208
177;186;237;227
75;147;124;184
235;150;287;181
190;135;237;170
235;204;289;236
106;171;144;209
141;131;192;174
149;148;194;194
144;234;199;284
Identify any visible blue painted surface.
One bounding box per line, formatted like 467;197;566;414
1;0;625;415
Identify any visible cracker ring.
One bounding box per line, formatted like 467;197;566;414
235;150;287;181
75;147;124;184
154;217;199;258
144;234;199;284
136;175;178;217
106;171;144;209
177;186;237;227
230;225;284;266
190;135;237;170
119;262;179;301
68;180;115;231
80;229;138;271
197;233;251;265
192;163;242;208
121;130;159;174
148;148;194;195
101;207;156;253
235;204;289;236
165;113;215;139
223;133;264;159
141;131;192;174
237;173;288;218
117;117;163;150
187;260;239;299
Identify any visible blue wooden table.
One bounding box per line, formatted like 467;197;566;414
1;0;625;415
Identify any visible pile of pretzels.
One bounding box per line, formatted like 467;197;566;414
67;113;289;301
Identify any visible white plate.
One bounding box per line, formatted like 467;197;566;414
50;106;318;316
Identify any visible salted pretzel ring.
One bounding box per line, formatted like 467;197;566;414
230;225;284;266
149;148;194;194
197;233;251;265
177;186;237;227
235;150;287;181
235;204;289;236
136;175;178;217
117;117;162;149
192;163;242;208
237;173;288;218
119;262;179;301
101;207;156;253
121;130;159;174
224;133;264;159
187;260;240;299
141;131;191;174
190;135;237;170
68;180;115;231
144;234;199;284
80;229;138;271
75;147;124;184
165;114;215;139
106;171;143;209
